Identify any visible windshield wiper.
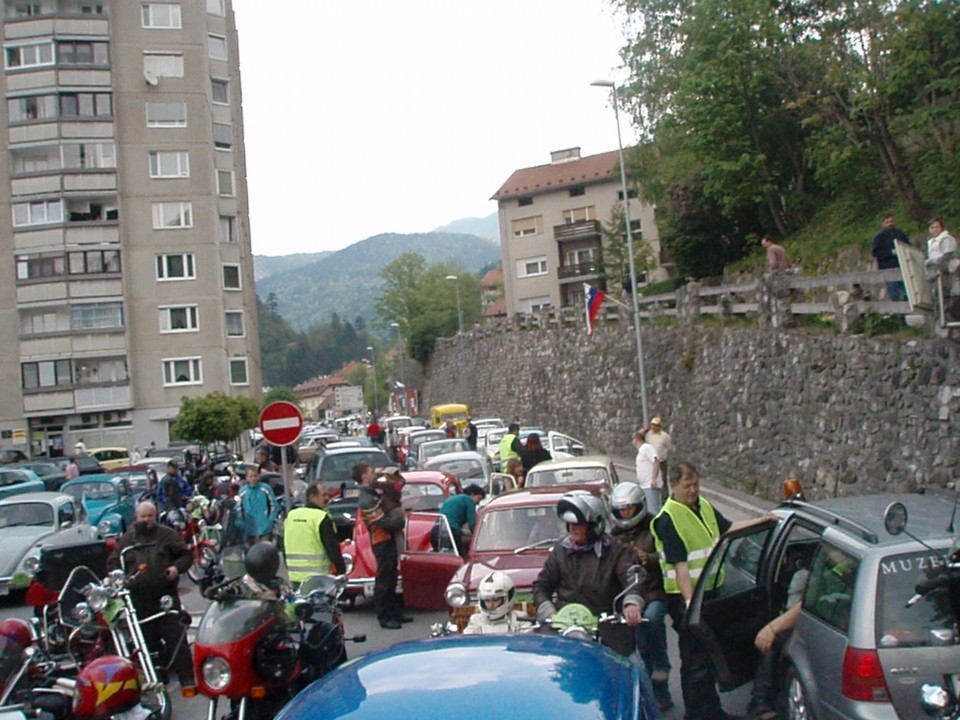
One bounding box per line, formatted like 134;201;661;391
514;537;559;554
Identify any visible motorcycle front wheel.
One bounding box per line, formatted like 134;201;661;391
138;685;172;720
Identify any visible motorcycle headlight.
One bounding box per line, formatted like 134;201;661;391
159;595;174;611
85;586;109;613
72;602;94;624
106;570;125;592
22;554;41;574
343;553;354;576
202;656;231;691
445;582;468;608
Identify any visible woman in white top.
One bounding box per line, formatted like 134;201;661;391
926;218;957;263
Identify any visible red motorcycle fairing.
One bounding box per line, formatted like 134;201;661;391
73;655;141;720
193;598;287;699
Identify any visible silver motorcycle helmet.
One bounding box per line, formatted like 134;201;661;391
556;490;606;538
609;482;647;530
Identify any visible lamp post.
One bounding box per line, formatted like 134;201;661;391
390;321;405;412
591;79;650;425
366;345;379;415
445;274;466;372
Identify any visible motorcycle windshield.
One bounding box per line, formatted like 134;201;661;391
195;600;282;646
58;566;103;628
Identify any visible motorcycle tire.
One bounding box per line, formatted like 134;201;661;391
187;546;218;584
139;686;172;720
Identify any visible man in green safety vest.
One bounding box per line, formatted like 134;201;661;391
497;422;522;470
283;484;346;587
652;462;773;720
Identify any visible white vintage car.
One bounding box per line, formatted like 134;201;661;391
0;492;99;596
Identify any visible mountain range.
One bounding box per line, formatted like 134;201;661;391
254;226;501;330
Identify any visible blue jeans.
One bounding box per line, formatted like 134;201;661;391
639;599;670;676
886;280;907;301
643;488;662;516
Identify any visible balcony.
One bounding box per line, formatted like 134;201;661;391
557;261;603;283
554;220;601;243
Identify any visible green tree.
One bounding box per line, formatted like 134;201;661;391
172;393;258;445
601;203;657;290
262;386;300;408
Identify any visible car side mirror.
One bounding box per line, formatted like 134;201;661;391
883;501;908;535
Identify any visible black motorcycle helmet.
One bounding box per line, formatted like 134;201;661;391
245;541;280;584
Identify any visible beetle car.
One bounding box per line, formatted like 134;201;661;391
401;429;446;470
523;455;619;497
340;470;461;603
0;492;98;596
0;467;46;500
410;439;469;469
422;451;492;488
60;474;136;538
10;461;66;492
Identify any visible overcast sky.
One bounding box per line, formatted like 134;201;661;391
231;0;634;257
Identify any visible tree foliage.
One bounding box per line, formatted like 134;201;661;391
172;393;259;445
262;387;300;408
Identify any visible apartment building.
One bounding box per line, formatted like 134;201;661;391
492;147;662;316
0;0;261;457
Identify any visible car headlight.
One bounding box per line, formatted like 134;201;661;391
72;602;94;624
202;656;232;691
343;553;354;576
22;555;41;574
445;582;468;607
85;585;109;613
97;519;117;536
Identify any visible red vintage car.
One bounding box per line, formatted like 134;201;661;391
340;470;461;604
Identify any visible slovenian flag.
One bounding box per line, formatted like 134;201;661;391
584;283;605;336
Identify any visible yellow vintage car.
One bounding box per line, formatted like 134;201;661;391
429;403;470;434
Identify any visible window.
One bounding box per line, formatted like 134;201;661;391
8;4;43;17
22;359;71;390
804;544;859;633
159;305;198;333
21;310;60;335
225;311;244;336
877;549;958;648
7;95;58;122
208;34;227;61
517;196;533;207
569;185;585;197
5;41;54;69
219;216;237;243
516;256;548;279
511;216;542;238
519;296;552;313
149;150;189;178
17;254;64;280
211;78;229;104
141;3;181;28
13;199;62;227
58;41;108;65
146;101;186;127
565;247;595;266
617;188;638;200
62;142;116;170
71;302;123;330
143;52;183;78
229;358;248;385
222;264;241;290
206;0;224;15
216;169;234;196
212;123;232;149
156;253;195;280
59;92;111;118
152;201;192;229
67;249;120;275
162;357;201;386
562;206;596;224
11;146;59;173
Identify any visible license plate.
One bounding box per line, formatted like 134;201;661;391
343;488;359;499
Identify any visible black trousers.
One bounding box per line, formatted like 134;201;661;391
372;540;400;623
667;594;726;720
141;607;194;685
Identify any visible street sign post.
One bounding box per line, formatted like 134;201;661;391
258;401;303;524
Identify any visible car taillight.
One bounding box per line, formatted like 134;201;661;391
841;647;890;702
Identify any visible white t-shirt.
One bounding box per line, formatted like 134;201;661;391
635;443;660;489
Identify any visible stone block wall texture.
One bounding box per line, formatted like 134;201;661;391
423;324;960;501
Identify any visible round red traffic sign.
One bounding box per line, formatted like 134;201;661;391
258;401;303;447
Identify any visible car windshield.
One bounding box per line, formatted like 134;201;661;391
0;502;54;527
526;467;609;487
409;433;444;453
401;483;446;511
63;482;117;501
0;470;31;486
473;506;565;552
428;458;486;480
485;429;507;445
876;548;959;648
317;451;389;487
421;441;467;460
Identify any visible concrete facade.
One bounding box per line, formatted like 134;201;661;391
0;0;261;456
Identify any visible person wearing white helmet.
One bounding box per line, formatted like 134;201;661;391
610;482;673;712
462;571;531;635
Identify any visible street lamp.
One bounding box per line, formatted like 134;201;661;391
366;345;379;414
591;79;650;425
390;321;405;411
445;275;464;335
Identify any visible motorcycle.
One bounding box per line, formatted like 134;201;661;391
183;497;222;585
193;563;365;720
885;500;960;720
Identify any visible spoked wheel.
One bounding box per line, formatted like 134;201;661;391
139;686;172;720
187;545;218;584
783;666;817;720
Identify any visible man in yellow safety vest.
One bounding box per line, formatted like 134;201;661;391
283;484;346;586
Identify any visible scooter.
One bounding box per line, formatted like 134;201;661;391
193;566;365;720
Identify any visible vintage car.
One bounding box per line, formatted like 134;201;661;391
0;492;99;596
10;461;66;492
442;488;569;629
340;470;461;603
409;438;469;469
0;467;46;500
422;450;492;488
524;455;619;497
297;429;341;464
60;473;137;537
310;446;391;540
429;403;470;434
275;634;651;720
400;429;446;470
0;449;29;465
484;428;585;467
85;447;131;471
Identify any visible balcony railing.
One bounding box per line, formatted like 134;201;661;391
553;220;601;242
557;261;603;280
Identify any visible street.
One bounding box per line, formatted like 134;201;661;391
0;465;767;719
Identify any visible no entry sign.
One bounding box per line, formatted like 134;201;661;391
259;401;303;447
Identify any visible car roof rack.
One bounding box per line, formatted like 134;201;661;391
780;499;879;544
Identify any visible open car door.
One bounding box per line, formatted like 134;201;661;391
399;512;463;610
686;517;779;691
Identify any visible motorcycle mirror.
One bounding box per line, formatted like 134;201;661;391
883;502;908;536
350;634;366;643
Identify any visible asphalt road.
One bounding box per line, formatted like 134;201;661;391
0;464;768;719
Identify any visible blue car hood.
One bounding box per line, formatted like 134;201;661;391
276;634;640;720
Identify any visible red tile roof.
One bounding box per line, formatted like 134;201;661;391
481;268;503;287
483;297;507;317
491;150;618;201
